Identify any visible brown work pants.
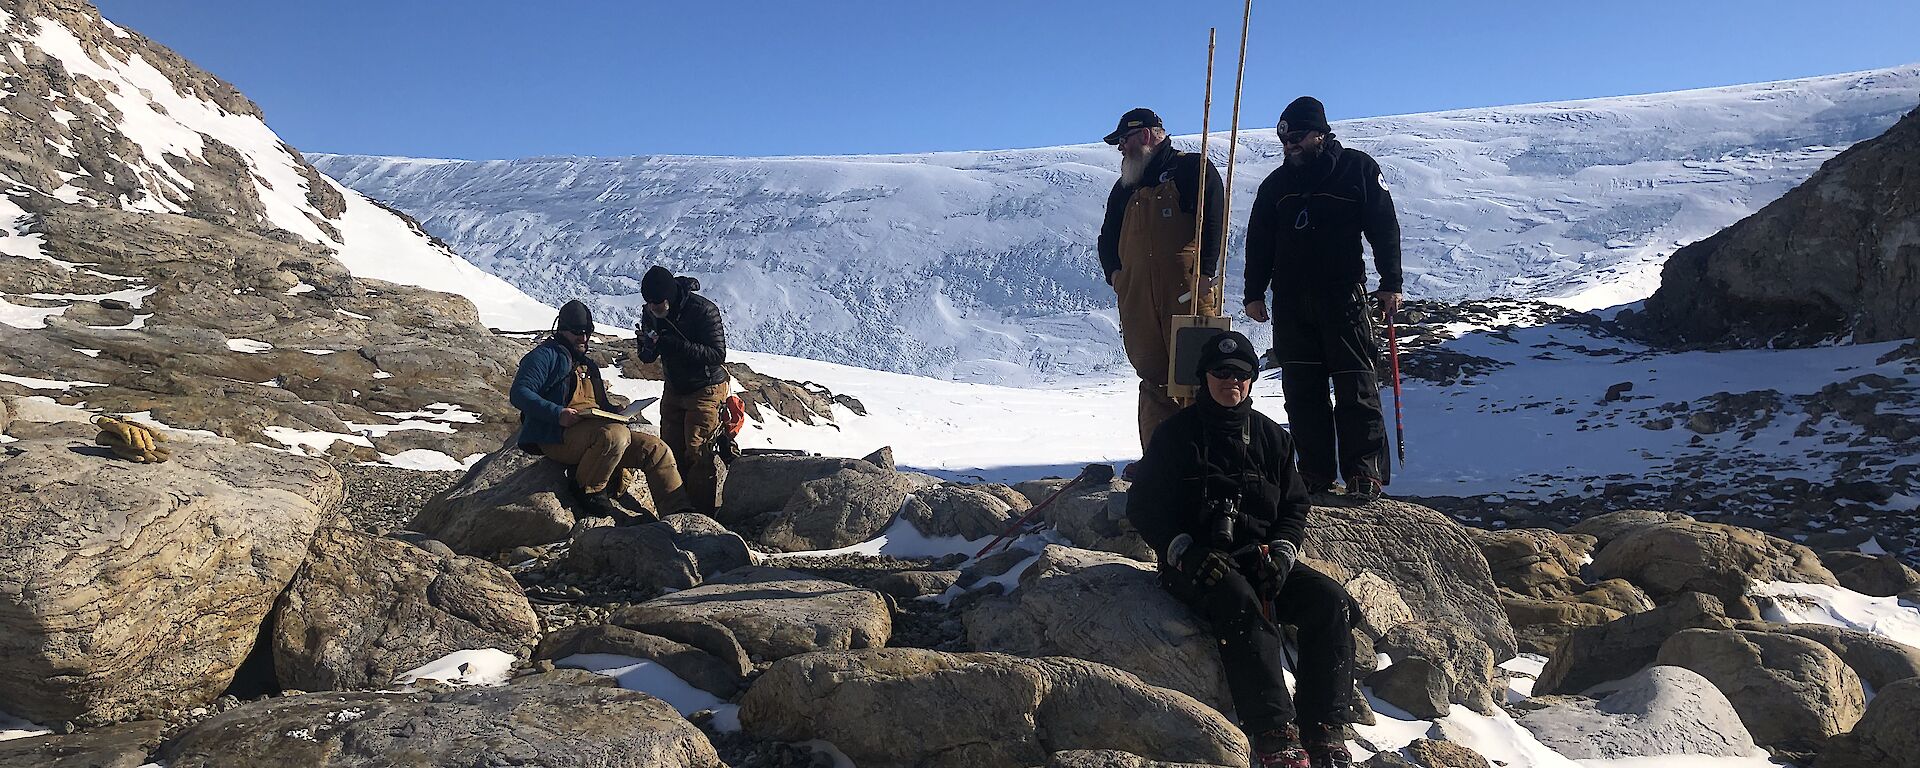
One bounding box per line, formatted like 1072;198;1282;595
539;420;683;500
1114;181;1221;449
661;380;730;514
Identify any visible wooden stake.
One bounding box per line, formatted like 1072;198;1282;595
1189;28;1215;318
1220;0;1252;287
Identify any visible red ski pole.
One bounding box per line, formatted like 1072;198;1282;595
1388;313;1406;466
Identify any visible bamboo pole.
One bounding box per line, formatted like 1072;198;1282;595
1189;28;1215;318
1219;0;1252;290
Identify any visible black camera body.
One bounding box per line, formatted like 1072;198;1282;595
1208;497;1238;548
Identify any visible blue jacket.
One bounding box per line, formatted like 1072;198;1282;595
510;337;609;446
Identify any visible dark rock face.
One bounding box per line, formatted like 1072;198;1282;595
1633;106;1920;346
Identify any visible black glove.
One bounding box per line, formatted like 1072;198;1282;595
637;328;659;357
1168;533;1234;587
1256;540;1299;599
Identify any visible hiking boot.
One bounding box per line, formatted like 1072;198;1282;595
653;486;696;517
1346;475;1383;503
1302;474;1342;498
1250;725;1311;768
580;489;627;520
1301;723;1355;768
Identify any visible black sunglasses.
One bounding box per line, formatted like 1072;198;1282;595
1208;366;1254;381
560;326;592;335
1279;131;1314;145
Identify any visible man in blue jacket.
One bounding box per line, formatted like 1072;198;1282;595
511;299;692;521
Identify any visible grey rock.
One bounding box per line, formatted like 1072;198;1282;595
565;513;750;590
1049;481;1154;561
758;467;918;551
904;483;1017;540
739;648;1247;768
1819;677;1920;768
1368;656;1450;720
274;526;540;691
1536;591;1734;695
610;566;890;661
1751;622;1920;693
157;674;721;767
411;438;576;556
1565;510;1693;549
965;545;1233;711
1516;665;1755;759
872;569;962;599
860;445;895;470
537;623;745;698
1040;750;1236;768
1820;551;1920;597
1590;520;1836;619
1656;627;1865;749
1374;621;1499;716
718;454;878;525
1403;739;1491;768
0;719;164;768
0;437;337;725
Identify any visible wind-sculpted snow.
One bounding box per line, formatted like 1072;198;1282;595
314;65;1920;383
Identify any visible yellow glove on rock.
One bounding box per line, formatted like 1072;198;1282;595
93;415;171;463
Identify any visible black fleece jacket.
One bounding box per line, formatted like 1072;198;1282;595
1126;397;1313;562
1096;139;1227;281
1243;139;1403;303
638;276;728;394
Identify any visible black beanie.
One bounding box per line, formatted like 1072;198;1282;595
1195;330;1259;378
556;300;593;332
1277;96;1331;135
641;266;677;303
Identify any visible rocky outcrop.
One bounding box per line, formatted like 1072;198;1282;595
537;623;748;699
156;671;721;767
1305;499;1517;660
1819;677;1920;768
271;526;540;692
1820;551;1920;597
609;566;890;662
1516;665;1755;759
716;454;876;526
904;483;1018;540
1047;478;1154;562
1535;592;1734;696
1632;105;1920;346
964;546;1232;711
739;649;1247;768
410;438;578;556
0;436;337;725
564;513;750;590
1370;622;1499;717
1589;520;1836;618
758;467;920;551
0;719;163;768
1655;628;1865;750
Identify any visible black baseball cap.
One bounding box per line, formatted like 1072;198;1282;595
1196;330;1258;377
1103;107;1163;145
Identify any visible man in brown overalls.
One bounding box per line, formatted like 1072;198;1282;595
1097;108;1226;455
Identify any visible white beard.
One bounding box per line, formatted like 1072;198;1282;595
1120;149;1151;187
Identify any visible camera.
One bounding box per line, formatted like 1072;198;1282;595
1208;497;1238;548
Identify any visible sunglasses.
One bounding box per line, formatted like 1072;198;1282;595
560;327;592;335
1279;131;1314;145
1208;366;1255;381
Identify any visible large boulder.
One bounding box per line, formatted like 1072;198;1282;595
1819;677;1920;768
1590;520;1837;619
0;719;163;768
1655;627;1865;750
609;566;890;662
1305;499;1517;661
0;437;338;725
1048;480;1154;562
537;623;747;699
1633;103;1920;346
1516;665;1755;759
1535;591;1733;696
718;454;878;526
964;545;1232;711
1819;551;1920;597
409;439;577;556
1753;622;1920;693
1565;510;1692;549
1470;528;1595;599
739;648;1247;768
564;513;750;590
904;483;1017;540
1499;593;1625;657
758;467;918;551
1371;621;1499;716
156;671;721;767
273;526;540;692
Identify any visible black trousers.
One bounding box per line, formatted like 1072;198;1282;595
1272;284;1386;484
1162;560;1357;732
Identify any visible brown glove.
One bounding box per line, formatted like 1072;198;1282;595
93;415;171;463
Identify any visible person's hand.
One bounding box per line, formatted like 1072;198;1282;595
1245;299;1269;324
1182;547;1235;588
1373;291;1402;322
1257;540;1299;599
559;408;582;427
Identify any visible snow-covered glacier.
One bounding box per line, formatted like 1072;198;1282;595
314;65;1920;384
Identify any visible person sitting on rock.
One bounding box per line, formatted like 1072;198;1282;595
511;299;693;522
1126;330;1359;768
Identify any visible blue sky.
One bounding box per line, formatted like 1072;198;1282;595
95;1;1920;160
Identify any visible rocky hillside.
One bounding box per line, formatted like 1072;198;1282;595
1633;104;1920;347
314;66;1920;383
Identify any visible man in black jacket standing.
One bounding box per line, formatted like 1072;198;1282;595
1127;330;1358;768
1243;96;1402;501
637;266;730;514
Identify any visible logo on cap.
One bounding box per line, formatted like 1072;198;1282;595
1219;338;1238;353
1277;119;1289;134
